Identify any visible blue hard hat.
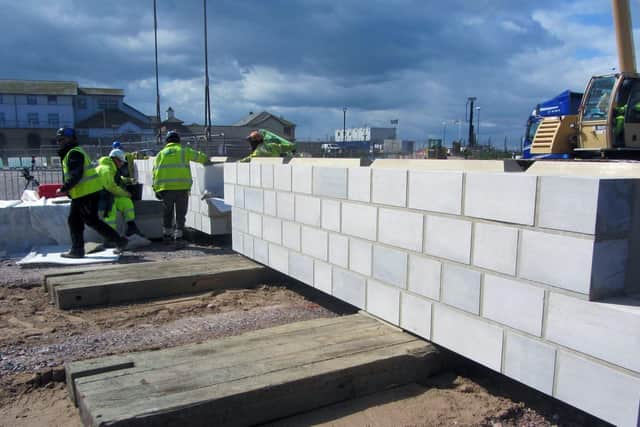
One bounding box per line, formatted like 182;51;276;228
112;140;122;149
56;127;76;139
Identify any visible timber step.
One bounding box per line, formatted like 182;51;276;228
67;314;444;427
43;255;281;310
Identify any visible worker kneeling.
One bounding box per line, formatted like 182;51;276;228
96;149;143;238
241;129;296;162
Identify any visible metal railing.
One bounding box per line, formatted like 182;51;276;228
0;168;63;200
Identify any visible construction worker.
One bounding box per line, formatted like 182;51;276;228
241;129;296;162
153;130;208;242
110;140;136;185
96;149;143;237
614;101;640;146
55;127;127;258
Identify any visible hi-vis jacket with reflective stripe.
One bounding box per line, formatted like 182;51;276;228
152;143;208;191
95;156;130;198
62;147;102;199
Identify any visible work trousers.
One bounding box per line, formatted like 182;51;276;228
103;196;135;230
68;192;121;252
160;190;189;233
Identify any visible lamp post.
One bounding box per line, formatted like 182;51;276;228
442;121;447;147
455;119;462;144
466;97;476;147
342;107;347;143
475;106;481;146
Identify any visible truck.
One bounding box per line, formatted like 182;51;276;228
528;0;640;160
522;90;583;159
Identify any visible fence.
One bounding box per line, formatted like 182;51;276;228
0;168;63;200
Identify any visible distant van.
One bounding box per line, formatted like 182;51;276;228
321;144;342;155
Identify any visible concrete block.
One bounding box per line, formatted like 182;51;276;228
289;252;314;285
262;216;282;245
372;245;407;288
242;234;254;259
223;163;236;184
282;221;301;251
538;177;632;235
234;186;245;209
464;172;537;225
237;163;250;186
483;275;544;336
314;260;332;294
248;212;262;238
250;163;262;187
372;168;407;207
274;165;292;191
432;305;503;371
408;170;463;215
472;222;518;275
263;190;276;216
244;188;263;213
313;167;348;199
408;255;441;300
400;292;432;339
441;264;481;315
268;243;288;274
424;215;471;264
321;199;341;232
261;164;274;188
555;351;640;427
231;208;248;233
546;292;640;372
519;230;593;295
224;184;235;206
295;194;321;227
348;167;371;202
367;279;400;324
341;202;377;241
301;226;328;261
503;332;555;395
349;238;372;276
276;192;295;221
253;238;268;264
292;165;312;194
328;233;349;269
232;231;243;253
378;208;423;252
332;267;366;309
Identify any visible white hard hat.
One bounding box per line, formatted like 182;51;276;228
109;148;127;163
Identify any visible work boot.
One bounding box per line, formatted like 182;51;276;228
114;236;128;254
163;227;173;244
61;250;84;259
125;221;143;237
173;228;186;248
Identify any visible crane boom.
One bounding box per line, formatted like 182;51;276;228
612;0;636;73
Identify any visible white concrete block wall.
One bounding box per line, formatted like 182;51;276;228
372;168;407;207
225;163;640;427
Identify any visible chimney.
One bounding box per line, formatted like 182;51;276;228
166;106;175;120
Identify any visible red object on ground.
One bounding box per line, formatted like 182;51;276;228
37;184;63;198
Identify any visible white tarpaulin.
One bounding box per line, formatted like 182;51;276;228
17;246;120;266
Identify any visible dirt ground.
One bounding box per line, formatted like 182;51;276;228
0;241;611;427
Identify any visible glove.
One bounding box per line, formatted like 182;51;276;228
155;192;163;200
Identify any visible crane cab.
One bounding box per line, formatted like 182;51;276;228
576;72;640;157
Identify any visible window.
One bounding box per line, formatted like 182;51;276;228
97;96;117;110
76;97;87;109
0;112;5;126
0;95;3;104
27;95;37;105
0;133;6;148
284;126;293;137
48;113;59;128
582;76;616;121
27;113;39;126
47;95;57;105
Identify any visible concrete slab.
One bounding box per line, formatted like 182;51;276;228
68;314;443;427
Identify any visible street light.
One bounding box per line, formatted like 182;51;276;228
475;106;481;146
342;107;347;143
442;121;447;147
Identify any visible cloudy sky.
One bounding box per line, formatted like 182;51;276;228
2;0;639;148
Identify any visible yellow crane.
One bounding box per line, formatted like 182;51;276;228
530;0;640;159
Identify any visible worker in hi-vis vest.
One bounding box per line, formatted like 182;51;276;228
95;149;143;238
153;130;208;242
241;129;296;162
55;127;128;258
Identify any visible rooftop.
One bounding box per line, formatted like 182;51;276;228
0;79;78;95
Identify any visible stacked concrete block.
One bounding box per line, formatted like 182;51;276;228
225;162;640;426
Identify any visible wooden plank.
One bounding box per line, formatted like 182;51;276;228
45;255;282;309
70;315;445;427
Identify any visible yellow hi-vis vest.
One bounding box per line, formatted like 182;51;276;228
62;147;102;199
152;143;207;191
